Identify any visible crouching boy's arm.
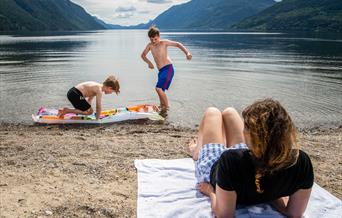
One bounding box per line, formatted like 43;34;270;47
87;96;94;105
95;92;102;120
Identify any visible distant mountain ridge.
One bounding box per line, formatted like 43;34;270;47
144;0;276;30
2;0;339;32
93;16;151;30
233;0;342;32
0;0;105;31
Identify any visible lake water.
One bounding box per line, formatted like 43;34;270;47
0;30;341;128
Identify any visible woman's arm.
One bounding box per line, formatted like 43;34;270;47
271;196;289;215
198;182;236;218
272;188;312;218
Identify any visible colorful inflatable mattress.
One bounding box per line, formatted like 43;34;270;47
32;104;164;124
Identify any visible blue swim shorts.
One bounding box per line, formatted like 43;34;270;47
195;143;248;183
156;64;174;92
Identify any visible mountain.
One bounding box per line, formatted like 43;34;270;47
233;0;342;32
146;0;276;30
95;17;152;30
93;16;124;29
102;21;152;30
0;0;105;31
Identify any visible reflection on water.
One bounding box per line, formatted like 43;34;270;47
0;30;341;128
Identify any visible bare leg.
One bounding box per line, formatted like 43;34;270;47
222;107;245;147
155;88;169;108
58;107;93;117
189;107;225;161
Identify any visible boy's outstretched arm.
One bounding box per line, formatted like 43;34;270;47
165;40;192;60
141;44;154;69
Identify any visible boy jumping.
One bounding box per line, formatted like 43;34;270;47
141;26;192;116
57;75;120;120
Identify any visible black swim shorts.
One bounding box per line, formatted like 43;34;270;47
67;87;91;111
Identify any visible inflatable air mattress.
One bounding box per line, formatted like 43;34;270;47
32;104;163;124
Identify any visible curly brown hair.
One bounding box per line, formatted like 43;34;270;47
242;99;299;193
103;75;120;94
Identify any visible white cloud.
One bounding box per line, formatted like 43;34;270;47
115;6;136;12
114;6;136;18
71;0;190;26
116;12;134;18
146;0;172;4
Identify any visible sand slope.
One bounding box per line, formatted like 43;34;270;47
0;123;340;217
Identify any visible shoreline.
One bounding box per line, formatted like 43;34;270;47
1;118;341;130
0;122;341;217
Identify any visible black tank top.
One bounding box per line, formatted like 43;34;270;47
210;149;314;205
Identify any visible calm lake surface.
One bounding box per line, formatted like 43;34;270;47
1;30;341;128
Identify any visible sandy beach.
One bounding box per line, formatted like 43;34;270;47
0;122;341;217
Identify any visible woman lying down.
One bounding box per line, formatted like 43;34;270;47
189;99;313;218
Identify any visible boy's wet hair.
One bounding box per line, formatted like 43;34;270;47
148;25;160;38
103;75;120;94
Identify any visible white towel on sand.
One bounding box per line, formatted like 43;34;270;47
135;158;342;218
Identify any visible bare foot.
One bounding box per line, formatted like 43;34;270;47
158;106;169;118
57;108;65;117
188;138;198;160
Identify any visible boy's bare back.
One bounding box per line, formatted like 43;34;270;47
75;81;102;98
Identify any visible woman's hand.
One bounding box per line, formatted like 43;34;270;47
197;182;214;196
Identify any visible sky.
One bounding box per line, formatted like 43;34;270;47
71;0;190;26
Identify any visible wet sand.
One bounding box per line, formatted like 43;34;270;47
0;122;341;217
